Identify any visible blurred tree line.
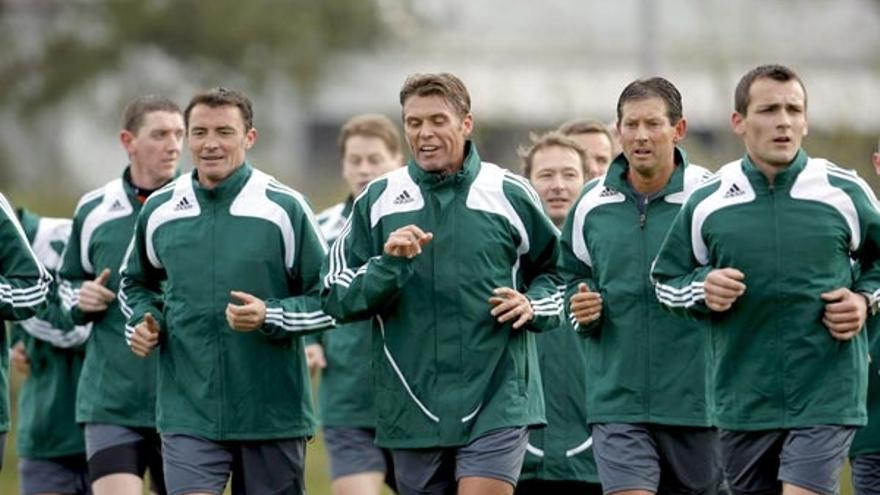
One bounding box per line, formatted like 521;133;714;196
0;0;384;189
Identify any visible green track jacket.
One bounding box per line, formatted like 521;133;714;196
307;197;377;428
652;150;880;430
120;163;334;440
520;321;598;483
321;143;562;448
560;149;714;426
59;167;160;427
12;209;86;459
0;194;51;433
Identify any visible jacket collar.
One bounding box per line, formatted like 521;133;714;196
741;149;808;189
192;162;253;200
603;146;689;199
407;141;481;189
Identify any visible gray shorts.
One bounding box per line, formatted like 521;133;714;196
19;455;90;495
391;426;528;495
852;453;880;495
591;423;721;495
324;427;391;480
84;423;152;459
161;434;306;495
721;426;855;495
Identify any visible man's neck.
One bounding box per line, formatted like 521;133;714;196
627;162;675;195
129;163;165;190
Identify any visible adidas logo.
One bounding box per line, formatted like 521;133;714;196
108;199;126;212
723;183;745;199
173;196;194;211
393;190;415;205
599;187;619;198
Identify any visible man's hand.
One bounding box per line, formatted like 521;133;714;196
384;225;433;258
226;291;267;332
570;283;603;324
704;268;746;312
821;288;868;341
130;313;160;357
305;343;327;377
10;341;30;377
489;287;534;330
79;268;116;312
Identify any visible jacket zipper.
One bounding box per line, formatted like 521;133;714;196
212;198;225;437
638;195;651;414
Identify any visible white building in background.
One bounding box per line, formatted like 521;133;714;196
1;0;878;192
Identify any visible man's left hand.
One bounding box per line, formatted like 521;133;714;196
226;291;267;332
489;287;534;330
820;288;867;341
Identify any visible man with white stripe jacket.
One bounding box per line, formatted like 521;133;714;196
10;208;92;495
559;77;719;495
322;73;562;495
58;94;183;495
652;65;880;495
0;193;51;470
122;87;334;495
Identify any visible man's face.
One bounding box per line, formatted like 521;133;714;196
529;145;585;226
342;135;402;197
873;150;880;177
122;111;185;186
732;78;807;170
403;94;473;175
569;132;614;179
187;104;256;189
618;97;685;179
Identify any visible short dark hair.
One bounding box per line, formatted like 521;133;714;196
338;114;402;157
616;77;683;124
184;87;254;131
518;131;588;178
123;95;181;133
399;73;471;120
734;64;807;115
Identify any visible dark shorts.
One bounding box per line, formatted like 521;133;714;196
852;453;880;495
721;425;855;495
392;427;528;495
323;426;394;482
19;455;91;495
591;423;721;495
161;434;306;495
84;423;165;493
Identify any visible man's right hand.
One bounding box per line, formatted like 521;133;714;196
78;268;116;312
130;312;160;357
570;283;603;324
704;268;746;312
305;343;327;377
384;225;433;258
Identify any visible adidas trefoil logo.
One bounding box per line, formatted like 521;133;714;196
393;190;415;205
173;196;194;211
599;187;619;198
723;183;745;199
107;199;126;212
